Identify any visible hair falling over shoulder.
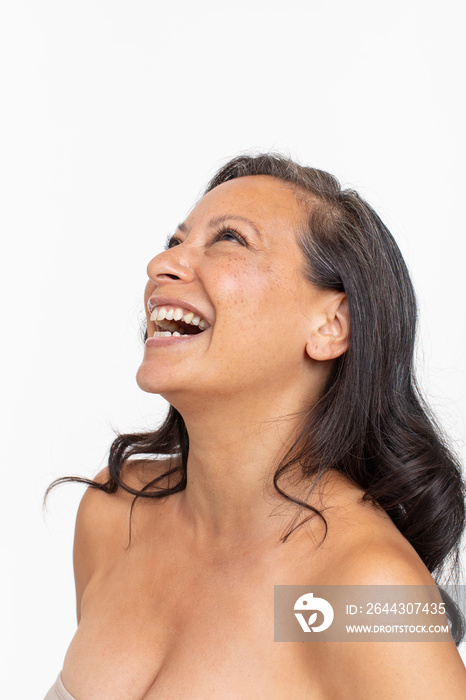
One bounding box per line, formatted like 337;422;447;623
46;153;466;643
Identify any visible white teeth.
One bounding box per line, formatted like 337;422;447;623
152;330;186;338
150;305;209;331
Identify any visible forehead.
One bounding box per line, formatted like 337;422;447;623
186;175;307;233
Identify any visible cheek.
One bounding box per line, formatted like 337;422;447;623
211;259;278;314
215;257;284;295
212;260;298;340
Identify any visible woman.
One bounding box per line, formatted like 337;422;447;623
45;153;466;699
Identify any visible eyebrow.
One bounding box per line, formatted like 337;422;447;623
175;215;262;239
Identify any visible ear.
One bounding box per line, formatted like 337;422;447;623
305;292;350;361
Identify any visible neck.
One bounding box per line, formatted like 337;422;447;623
167;388;321;547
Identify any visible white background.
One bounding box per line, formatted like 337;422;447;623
1;1;465;696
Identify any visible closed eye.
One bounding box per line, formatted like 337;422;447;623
211;226;246;245
165;234;181;250
164;226;246;251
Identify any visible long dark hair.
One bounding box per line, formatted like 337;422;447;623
47;153;465;641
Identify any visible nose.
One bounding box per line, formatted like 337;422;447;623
146;244;196;286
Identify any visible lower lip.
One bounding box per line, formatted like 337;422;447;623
145;333;205;347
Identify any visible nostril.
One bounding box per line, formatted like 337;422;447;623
155;272;182;281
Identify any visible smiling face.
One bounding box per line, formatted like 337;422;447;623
137;175;347;413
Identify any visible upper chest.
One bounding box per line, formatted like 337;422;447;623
62;526;333;700
62;487;400;700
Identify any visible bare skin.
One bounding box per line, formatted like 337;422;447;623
61;176;466;698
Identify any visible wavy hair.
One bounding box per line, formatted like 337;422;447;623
47;153;465;642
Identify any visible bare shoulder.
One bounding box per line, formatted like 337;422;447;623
318;618;466;700
73;458;175;621
331;526;434;586
313;509;466;698
74;457;177;541
314;473;435;586
318;637;466;699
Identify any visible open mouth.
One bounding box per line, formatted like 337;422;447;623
150;305;209;338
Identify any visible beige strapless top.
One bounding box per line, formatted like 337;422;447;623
44;673;77;700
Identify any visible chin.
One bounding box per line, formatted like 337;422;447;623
136;362;171;395
135;361;194;402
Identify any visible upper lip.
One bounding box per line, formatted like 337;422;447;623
147;295;212;326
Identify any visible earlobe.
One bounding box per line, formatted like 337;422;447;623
305;293;350;362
